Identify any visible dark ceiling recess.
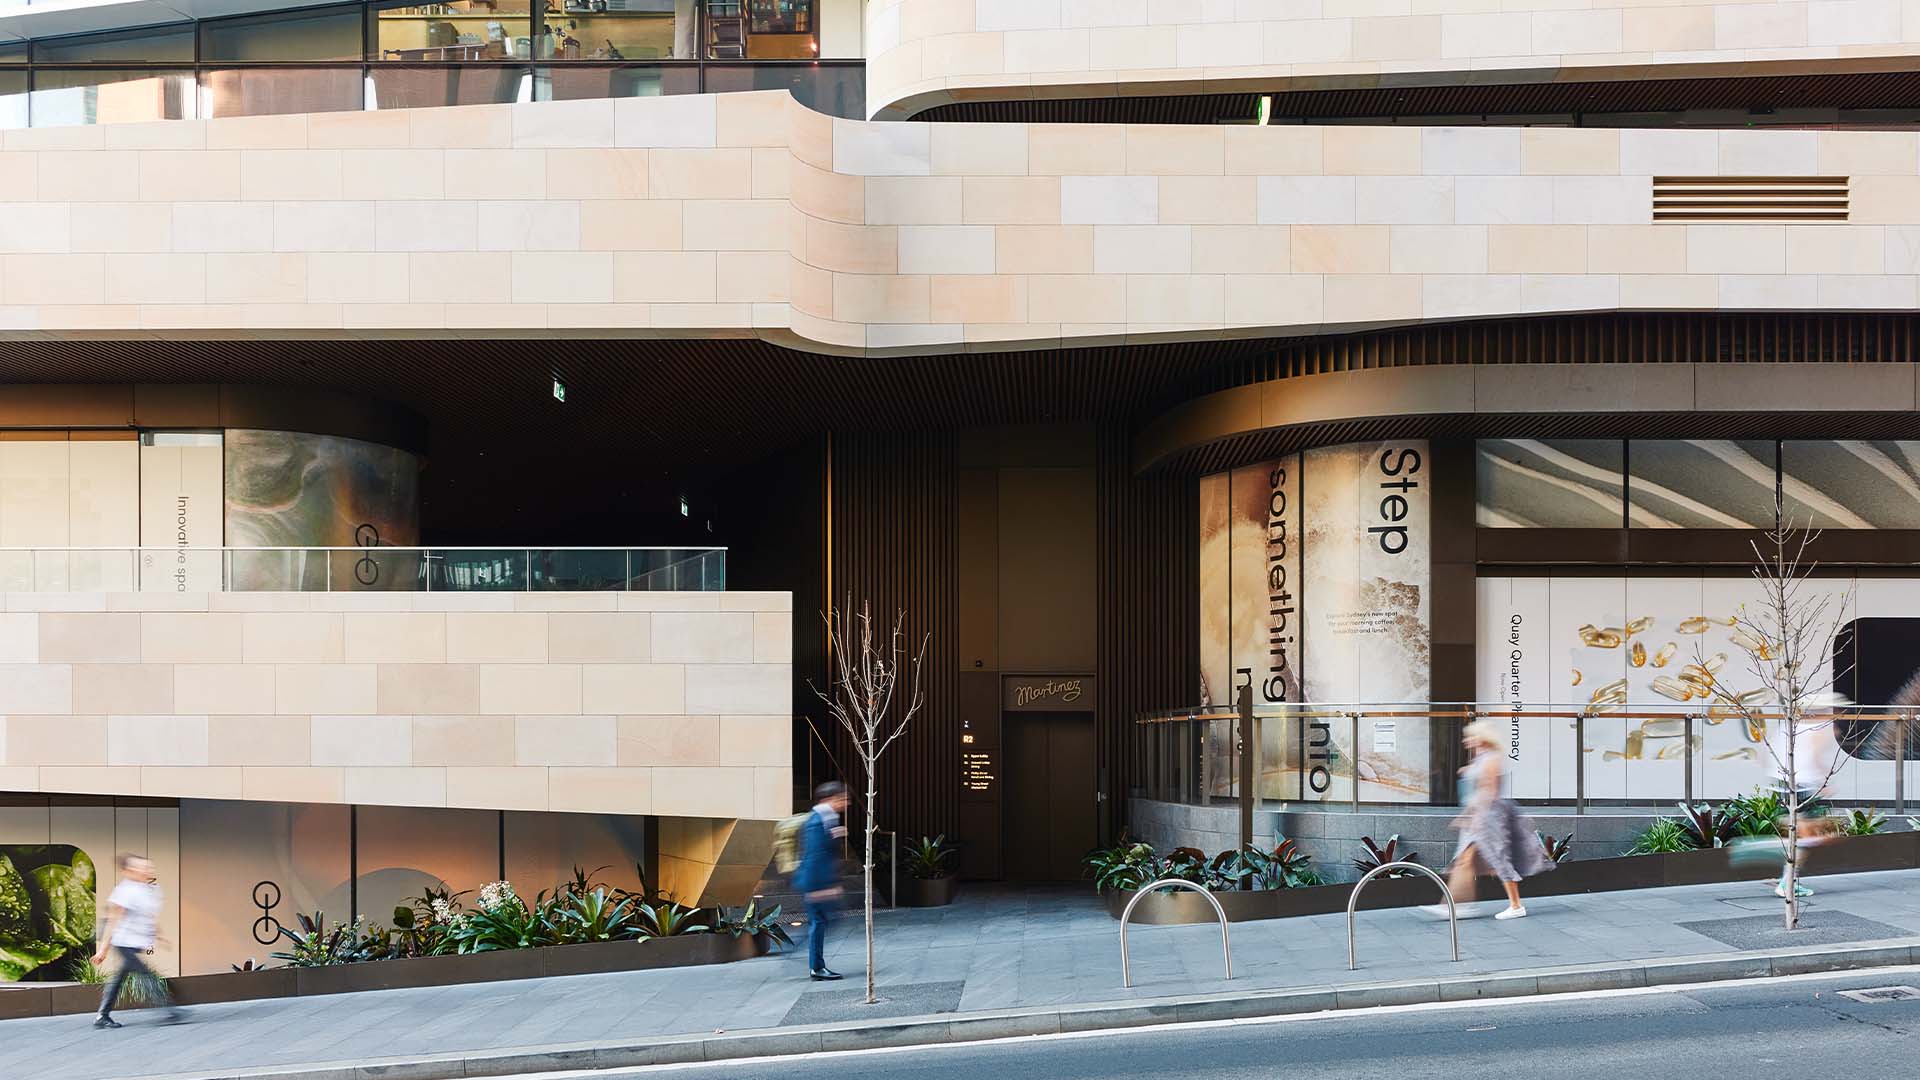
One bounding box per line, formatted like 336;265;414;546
0;336;1271;542
912;69;1920;125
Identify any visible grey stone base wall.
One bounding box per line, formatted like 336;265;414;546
1278;807;1655;884
1127;797;1276;857
1122;798;1659;884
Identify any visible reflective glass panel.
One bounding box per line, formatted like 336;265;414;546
1781;440;1920;529
367;65;530;109
705;0;819;59
31;69;196;127
0;71;25;131
33;24;195;63
1476;439;1624;528
202;68;364;118
701;60;862;119
535;62;697;100
373;0;534;61
541;0;693;60
1626;440;1779;529
201;5;364;62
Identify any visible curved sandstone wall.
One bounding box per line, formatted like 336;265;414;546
2;92;1920;353
866;0;1920;120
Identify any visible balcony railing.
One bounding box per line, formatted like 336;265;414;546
0;545;725;593
1138;701;1918;813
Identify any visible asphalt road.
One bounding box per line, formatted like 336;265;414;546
558;970;1920;1080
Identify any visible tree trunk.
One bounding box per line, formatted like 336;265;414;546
864;769;877;1004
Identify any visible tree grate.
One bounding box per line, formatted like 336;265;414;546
1837;986;1920;1003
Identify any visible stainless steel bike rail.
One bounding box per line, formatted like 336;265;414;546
1347;861;1460;971
1118;879;1232;988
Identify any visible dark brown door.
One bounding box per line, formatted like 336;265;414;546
1002;711;1097;881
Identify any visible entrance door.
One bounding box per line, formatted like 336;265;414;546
1002;710;1096;881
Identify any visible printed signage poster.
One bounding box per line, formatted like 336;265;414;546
1477;574;1920;802
1199;441;1432;804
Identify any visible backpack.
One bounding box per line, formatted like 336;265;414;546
772;813;810;875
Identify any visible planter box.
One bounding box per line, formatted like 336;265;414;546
1105;831;1920;925
3;933;773;1019
894;875;957;907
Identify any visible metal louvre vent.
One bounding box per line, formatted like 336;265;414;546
1653;176;1849;222
1836;986;1920;1003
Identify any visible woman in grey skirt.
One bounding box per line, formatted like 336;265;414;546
1438;719;1555;920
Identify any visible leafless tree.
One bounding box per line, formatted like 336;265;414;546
811;597;928;1005
1700;491;1854;930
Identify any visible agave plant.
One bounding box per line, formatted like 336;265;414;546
551;885;639;945
1354;835;1420;877
1536;831;1575;862
716;900;794;948
1677;801;1734;849
632;900;710;939
902;835;958;881
438;882;560;954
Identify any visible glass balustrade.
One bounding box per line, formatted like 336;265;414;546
0;546;724;592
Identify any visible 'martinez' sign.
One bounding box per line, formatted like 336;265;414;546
1003;676;1095;711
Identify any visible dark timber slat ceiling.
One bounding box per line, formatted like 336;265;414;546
0;336;1268;540
915;69;1920;125
6;312;1920;536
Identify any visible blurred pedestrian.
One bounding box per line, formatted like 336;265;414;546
1765;694;1843;899
793;781;849;981
92;853;185;1028
1427;719;1555;920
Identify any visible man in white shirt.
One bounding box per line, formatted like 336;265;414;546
90;853;185;1028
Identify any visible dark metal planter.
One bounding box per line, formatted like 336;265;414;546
1104;832;1920;924
894;875;958;907
0;932;773;1020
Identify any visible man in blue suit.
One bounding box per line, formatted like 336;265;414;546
793;781;849;980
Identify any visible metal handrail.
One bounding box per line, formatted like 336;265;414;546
1118;878;1232;988
0;545;725;552
1347;861;1460;971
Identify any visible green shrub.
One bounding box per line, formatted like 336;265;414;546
1628;818;1695;855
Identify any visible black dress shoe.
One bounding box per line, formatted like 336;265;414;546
93;1016;122;1030
810;969;844;981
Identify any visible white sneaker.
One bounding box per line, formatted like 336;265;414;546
1417;903;1453;918
1494;905;1528;920
1774;882;1813;898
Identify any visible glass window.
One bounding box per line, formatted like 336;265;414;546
1475;439;1624;528
1781;441;1920;529
1627;440;1778;529
536;63;698;100
31;70;196;127
33;24;195;63
372;0;534;60
201;6;364;62
0;71;25;131
541;0;694;60
0;43;27;64
702;61;862;119
201;68;365;119
367;65;531;109
705;0;816;58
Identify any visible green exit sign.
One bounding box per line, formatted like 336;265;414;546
551;378;567;403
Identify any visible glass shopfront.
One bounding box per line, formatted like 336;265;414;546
0;0;865;126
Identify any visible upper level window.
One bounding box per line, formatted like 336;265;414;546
541;0;694;61
201;6;364;62
372;0;535;61
32;24;195;63
705;0;816;59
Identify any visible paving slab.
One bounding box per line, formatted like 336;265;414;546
7;869;1920;1080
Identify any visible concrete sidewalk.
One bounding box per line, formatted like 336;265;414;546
10;869;1920;1080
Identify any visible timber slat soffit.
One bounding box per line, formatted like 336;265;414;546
1653;176;1849;222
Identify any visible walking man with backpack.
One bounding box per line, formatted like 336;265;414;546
792;781;848;981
